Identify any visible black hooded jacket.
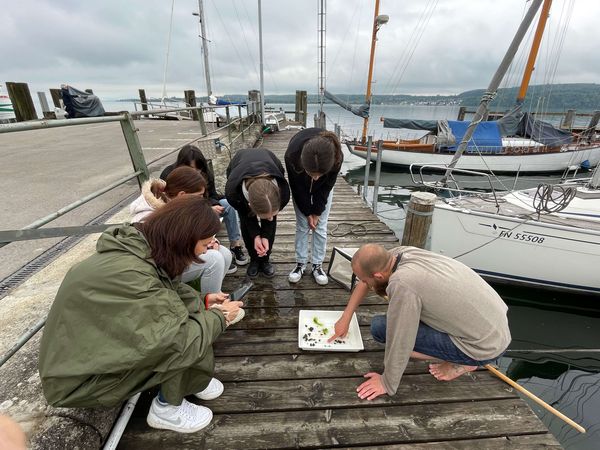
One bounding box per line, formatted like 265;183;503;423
284;128;343;217
225;148;290;239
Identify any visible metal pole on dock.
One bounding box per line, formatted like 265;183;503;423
401;192;436;248
363;136;373;201
371;140;383;214
258;0;265;125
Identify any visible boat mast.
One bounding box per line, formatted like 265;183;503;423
318;0;326;115
516;0;553;104
196;0;212;97
440;0;544;185
258;0;265;125
361;0;381;143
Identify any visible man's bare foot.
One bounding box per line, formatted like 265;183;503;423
428;362;477;381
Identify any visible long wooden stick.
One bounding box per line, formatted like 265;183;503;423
485;364;586;433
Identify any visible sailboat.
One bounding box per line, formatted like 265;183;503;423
342;0;600;174
423;0;600;295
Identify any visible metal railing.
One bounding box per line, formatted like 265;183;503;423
0;103;260;369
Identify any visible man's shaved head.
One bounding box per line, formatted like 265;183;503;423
352;244;392;277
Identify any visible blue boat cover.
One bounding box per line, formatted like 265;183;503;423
446;120;503;153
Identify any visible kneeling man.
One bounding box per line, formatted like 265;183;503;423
330;244;511;400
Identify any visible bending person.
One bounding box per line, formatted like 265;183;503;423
161;144;248;266
39;196;243;433
225;148;290;278
329;244;511;400
285;128;343;285
130;165;234;293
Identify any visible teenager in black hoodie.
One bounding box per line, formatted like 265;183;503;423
225;148;290;278
285;128;343;285
161;144;248;267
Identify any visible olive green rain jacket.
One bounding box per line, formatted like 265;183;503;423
38;224;226;407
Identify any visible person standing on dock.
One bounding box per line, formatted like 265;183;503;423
39;196;243;433
285;128;343;286
130;166;235;293
225;148;290;278
330;244;511;400
161;144;248;268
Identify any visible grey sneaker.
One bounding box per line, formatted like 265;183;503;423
288;263;306;283
312;264;328;285
146;397;212;433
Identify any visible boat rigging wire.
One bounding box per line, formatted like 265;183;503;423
161;0;176;102
382;0;438;97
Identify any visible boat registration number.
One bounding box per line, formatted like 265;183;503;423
499;230;545;244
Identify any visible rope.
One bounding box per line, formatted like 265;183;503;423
532;183;577;215
328;222;385;237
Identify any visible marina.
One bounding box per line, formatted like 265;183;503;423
2;0;600;448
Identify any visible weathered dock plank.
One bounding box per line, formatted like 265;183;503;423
120;400;546;450
119;128;558;448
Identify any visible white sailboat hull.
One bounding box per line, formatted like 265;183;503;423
349;144;600;173
429;203;600;294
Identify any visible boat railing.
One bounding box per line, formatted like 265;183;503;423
409;164;501;207
0;105;260;370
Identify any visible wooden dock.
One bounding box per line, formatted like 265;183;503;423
118;130;559;449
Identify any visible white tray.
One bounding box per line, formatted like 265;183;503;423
298;310;364;352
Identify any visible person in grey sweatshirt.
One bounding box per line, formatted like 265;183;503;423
329;243;511;401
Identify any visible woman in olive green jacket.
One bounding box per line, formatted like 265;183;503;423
39;196;243;433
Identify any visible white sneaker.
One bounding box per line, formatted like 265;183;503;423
312;264;329;285
146;397;212;433
288;263;306;283
195;378;224;400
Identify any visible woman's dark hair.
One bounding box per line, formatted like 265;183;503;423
163;166;207;200
300;131;342;174
137;196;220;278
247;177;280;216
174;144;216;197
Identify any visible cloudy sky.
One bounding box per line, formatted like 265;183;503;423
3;0;598;100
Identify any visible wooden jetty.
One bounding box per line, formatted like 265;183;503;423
118;129;559;449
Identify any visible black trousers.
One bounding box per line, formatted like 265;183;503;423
239;214;277;262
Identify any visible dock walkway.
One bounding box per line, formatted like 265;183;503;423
119;130;559;449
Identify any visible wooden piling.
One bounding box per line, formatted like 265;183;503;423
184;90;199;121
49;89;62;108
138;89;149;117
6;82;38;122
401;192;437;248
295;90;307;126
561;109;575;129
456;106;467;121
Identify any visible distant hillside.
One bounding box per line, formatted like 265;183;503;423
119;83;600;111
458;83;600;111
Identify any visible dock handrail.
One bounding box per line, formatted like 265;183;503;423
0;103;260;370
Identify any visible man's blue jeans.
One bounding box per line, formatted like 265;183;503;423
219;198;241;243
370;314;501;366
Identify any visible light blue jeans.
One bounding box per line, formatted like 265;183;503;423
219;198;242;244
293;190;333;265
181;246;232;292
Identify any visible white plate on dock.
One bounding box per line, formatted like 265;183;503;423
298;310;364;352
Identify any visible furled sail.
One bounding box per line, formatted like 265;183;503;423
324;90;369;119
